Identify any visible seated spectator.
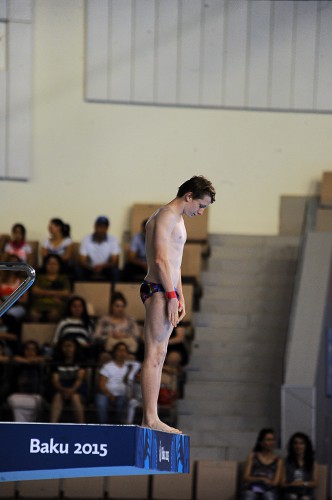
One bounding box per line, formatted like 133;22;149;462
127;367;142;425
167;327;189;398
92;292;140;357
0;340;10;407
96;342;141;425
167;326;189;366
136;326;189;365
242;428;282;500
0;254;28;353
52;296;94;361
122;219;148;282
40;218;73;271
158;354;179;407
281;432;318;500
75;216;120;284
1;223;33;265
7;340;45;422
136;325;188;398
50;337;86;423
29;254;71;322
0;234;8;255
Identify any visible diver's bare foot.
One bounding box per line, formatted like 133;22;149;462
141;418;182;434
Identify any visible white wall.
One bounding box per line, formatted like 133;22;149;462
86;1;332;113
1;0;332;246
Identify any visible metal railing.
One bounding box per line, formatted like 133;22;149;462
282;195;319;375
0;262;35;317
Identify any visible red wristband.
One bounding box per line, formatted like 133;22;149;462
166;291;177;300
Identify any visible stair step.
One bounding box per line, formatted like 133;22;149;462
178;414;279;432
194;326;287;343
181;429;258;450
178;397;280;417
209;234;300;248
208;258;297;274
193;312;248;328
194;311;289;329
200;297;291;314
188;354;283;374
202;269;296;287
189;446;231;461
188;444;252;461
186;368;282;384
191;339;284;357
183;380;278;401
211;245;298;260
202;285;294;301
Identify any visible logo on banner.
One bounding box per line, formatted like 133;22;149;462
158;441;170;463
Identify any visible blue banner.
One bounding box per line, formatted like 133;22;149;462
0;423;189;481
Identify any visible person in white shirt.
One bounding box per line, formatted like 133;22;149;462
96;342;141;425
76;216;120;284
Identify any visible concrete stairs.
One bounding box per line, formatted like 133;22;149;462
177;234;299;461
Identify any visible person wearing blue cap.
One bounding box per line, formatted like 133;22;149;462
75;216;120;284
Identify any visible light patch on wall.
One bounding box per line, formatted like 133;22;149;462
0;22;6;71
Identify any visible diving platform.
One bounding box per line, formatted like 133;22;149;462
0;422;189;482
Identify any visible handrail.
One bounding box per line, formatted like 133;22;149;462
0;262;36;317
282;195;319;378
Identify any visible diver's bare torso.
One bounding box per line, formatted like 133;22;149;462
144;206;186;287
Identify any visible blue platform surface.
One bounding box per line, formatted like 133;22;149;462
0;422;189;482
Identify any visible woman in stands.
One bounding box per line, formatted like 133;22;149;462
2;223;33;265
7;340;45;422
50;337;86;423
242;428;282;499
52;295;94;360
0;254;28;351
92;292;141;358
29;254;71;322
281;432;318;500
40;218;73;270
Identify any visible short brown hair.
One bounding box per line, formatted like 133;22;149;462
177;175;216;203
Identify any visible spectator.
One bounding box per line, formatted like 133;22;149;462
96;342;141;424
7;340;45;422
2;223;33;265
0;234;8;256
0;254;28;353
0;340;10;408
93;292;141;357
127;367;142;425
76;216;120;284
122;219;148;282
52;295;94;361
40;218;73;271
50;337;86;423
242;428;282;500
158;353;179;407
281;432;318;500
136;326;188;398
29;254;71;322
136;325;189;365
167;326;189;366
